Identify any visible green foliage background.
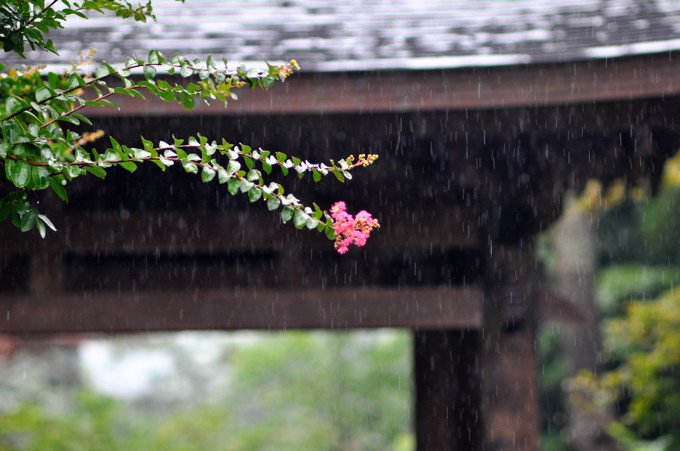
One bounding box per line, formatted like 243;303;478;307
0;332;413;451
575;154;680;450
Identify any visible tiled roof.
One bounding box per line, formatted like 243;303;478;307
8;0;680;71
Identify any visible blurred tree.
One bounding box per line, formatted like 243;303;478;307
217;332;412;450
568;151;680;450
576;286;680;449
0;331;413;450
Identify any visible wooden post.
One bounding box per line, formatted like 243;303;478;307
481;243;539;451
414;329;482;450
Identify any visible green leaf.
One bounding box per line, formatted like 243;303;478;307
159;89;175;102
95;65;109;78
57;114;80;125
143;64;157;80
128;89;146;100
247;186;262;203
48;177;68;202
36;218;46;237
246;169;260;182
333;171;346;182
261;76;275;89
217;167;230;184
20;209;37;232
324;220;336;239
201;166;216;182
132;148;151;159
267;195;281;211
13;143;39;158
35;214;55;238
204;142;217;155
119;161;138;172
138;80;159;96
227;178;241;195
311;203;323;219
226;160;241;174
293;210;309;228
31;166;50;189
180;65;193;77
181;93;195;110
37;214;57;232
68;73;85;89
102;61;117;75
305;216;319;230
243;156;254;170
183;162;198;174
9;161;31;187
113;87;135;97
70;113;92;125
239;180;254;193
6;96;26;116
148;50;161;64
281;206;295;223
84;165;107;179
36;87;53;102
64;165;84;178
98;99;120;109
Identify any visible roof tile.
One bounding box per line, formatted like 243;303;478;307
7;0;680;71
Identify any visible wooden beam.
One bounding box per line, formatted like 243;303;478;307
0;207;478;254
81;53;680;116
0;286;482;334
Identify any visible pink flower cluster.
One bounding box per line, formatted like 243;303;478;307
330;201;380;254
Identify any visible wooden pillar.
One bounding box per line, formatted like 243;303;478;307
414;329;482;450
481;243;539;450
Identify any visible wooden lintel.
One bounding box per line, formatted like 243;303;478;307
1;208;478;254
81;53;680;116
0;286;482;334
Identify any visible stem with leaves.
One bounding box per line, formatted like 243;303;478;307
0;51;378;248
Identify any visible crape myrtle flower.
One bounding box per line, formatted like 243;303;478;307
330;201;380;254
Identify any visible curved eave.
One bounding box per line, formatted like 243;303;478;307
83;51;680;117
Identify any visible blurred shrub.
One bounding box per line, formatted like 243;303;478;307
0;331;412;450
537;326;572;451
579;287;680;450
596;265;680;317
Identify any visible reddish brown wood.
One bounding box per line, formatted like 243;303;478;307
481;245;540;451
0;286;482;334
0;207;479;255
82;53;680;116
